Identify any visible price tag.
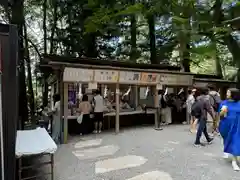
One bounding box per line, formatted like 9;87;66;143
116;88;120;94
156;84;162;90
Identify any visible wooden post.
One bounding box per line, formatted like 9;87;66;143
63;83;68;144
134;85;138;108
115;83;120;133
154;86;162;130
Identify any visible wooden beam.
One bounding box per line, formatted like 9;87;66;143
63;83;68;144
115;84;120;134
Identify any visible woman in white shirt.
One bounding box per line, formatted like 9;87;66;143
52;94;61;144
92;89;104;133
78;94;92;134
186;89;197;133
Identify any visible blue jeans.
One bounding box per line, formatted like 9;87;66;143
195;117;211;144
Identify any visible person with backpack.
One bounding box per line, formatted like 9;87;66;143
208;84;221;134
191;88;214;147
186;89;197;133
159;89;172;125
218;88;240;171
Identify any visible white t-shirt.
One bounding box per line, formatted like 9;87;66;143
93;95;104;112
186;94;195;114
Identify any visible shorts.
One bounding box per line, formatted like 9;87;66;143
94;112;104;123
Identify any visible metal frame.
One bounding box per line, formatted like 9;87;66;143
18;154;54;180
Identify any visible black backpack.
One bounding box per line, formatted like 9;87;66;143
191;100;202;119
209;94;220;111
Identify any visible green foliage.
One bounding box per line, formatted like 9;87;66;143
4;0;240;82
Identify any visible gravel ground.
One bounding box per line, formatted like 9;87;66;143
52;125;240;180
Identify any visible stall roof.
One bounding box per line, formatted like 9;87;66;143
193;74;236;84
42;54;181;71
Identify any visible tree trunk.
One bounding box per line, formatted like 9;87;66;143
224;35;240;88
49;0;58;54
130;0;137;62
179;17;191;72
147;14;157;64
83;33;98;57
43;0;47;54
181;43;191;72
11;0;28;129
23;22;35;125
213;42;223;78
42;0;49;107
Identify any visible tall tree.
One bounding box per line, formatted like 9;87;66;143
23;21;35;123
11;0;29;128
130;0;137;62
42;0;48;107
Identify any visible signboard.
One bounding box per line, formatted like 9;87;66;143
63;67;94;82
140;73;159;84
119;71;141;84
94;70;119;83
63;67;193;86
159;74;192;86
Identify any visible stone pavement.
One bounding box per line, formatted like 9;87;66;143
53;125;240;180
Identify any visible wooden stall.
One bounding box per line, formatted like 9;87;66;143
41;55;194;143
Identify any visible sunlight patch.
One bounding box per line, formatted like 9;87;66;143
95;155;147;174
74;139;102;149
72;145;119;160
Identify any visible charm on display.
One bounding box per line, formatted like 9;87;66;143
104;85;108;98
78;83;82;99
145;86;150;98
164;88;168;96
178;88;184;95
122;86;131;99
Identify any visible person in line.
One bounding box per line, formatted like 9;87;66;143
192;88;214;147
159;89;172;125
51;94;61;144
218;88;240;171
186;89;197;133
92;89;104;133
208;84;221;134
78;94;92;135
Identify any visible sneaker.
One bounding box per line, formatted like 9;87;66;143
223;153;229;159
98;130;101;133
207;138;214;145
232;161;240;171
93;130;98;134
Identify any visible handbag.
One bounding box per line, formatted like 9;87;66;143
77;113;83;124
